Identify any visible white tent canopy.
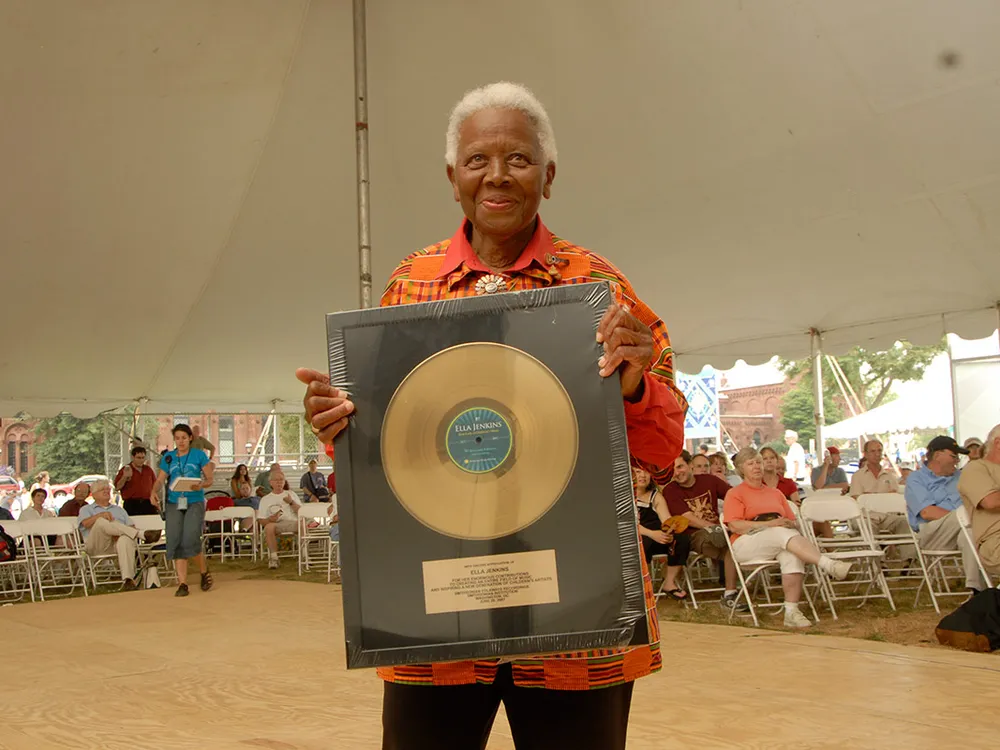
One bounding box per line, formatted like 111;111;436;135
4;1;1000;417
823;392;954;440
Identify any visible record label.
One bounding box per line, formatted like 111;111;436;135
445;407;513;474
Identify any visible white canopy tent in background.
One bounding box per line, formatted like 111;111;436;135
823;392;954;440
3;1;1000;419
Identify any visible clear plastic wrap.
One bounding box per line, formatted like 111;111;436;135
327;281;648;669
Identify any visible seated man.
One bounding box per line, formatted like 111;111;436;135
78;480;140;590
958;424;1000;581
257;472;301;569
811;446;849;493
661;450;742;610
850;439;913;559
58;482;91;517
255;462;284;498
905;436;985;592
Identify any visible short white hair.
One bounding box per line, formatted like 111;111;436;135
784;430;798;440
92;479;111;494
445;82;557;167
986;424;1000;449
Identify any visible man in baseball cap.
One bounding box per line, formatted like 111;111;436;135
811;445;849;493
905;435;985;592
963;437;984;461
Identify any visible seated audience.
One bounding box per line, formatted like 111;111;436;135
761;448;800;503
77;480;140;590
811;446;850;493
230;464;258;509
905;436;985;592
255;462;288;497
58;483;91;517
899;466;912;485
709;452;740;486
963;437;984;462
724;446;851;628
0;503;12;521
19;488;56;520
958;424;1000;581
634;466;689;600
300;459;331;503
662;451;742;609
258;472;301;569
690;454;711;476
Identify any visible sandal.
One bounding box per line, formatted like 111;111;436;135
175;583;189;597
200;571;214;592
663;587;688;601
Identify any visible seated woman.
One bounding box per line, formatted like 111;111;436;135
230;464;258;531
710;452;741;486
634;467;690;601
762;447;832;538
724;446;851;628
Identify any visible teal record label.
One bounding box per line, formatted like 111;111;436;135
445;407;513;474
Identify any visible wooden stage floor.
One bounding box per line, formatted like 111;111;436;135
2;576;997;749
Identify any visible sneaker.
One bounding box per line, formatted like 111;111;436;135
783;607;812;628
175;583;189;597
268;557;280;570
829;560;853;581
720;592;750;613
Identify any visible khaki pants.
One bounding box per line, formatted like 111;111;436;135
870;511;915;562
86;518;139;581
917;511;984;590
977;534;1000;579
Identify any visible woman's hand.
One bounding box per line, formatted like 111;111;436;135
648;529;670;545
596;303;654;401
296;368;355;445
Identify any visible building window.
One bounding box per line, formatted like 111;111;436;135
752;430;762;447
19;441;28;474
5;441;14;471
218;416;234;464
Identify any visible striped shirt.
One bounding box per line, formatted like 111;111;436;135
373;217;686;691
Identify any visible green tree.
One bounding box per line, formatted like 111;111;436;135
779;339;945;439
31;414;106;483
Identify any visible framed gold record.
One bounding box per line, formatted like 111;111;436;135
381;342;579;540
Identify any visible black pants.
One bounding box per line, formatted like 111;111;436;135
381;664;634;750
641;528;691;566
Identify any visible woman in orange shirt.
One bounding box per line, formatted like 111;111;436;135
724;446;852;628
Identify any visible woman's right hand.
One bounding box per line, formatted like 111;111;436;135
649;530;670;545
296;368;355;446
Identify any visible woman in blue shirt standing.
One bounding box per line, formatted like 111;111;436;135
152;423;215;597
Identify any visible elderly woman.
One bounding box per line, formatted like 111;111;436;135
725;446;852;628
296;82;686;750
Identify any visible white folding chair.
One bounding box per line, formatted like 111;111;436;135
800;496;894;619
956;505;995;589
216;507;257;562
297;502;338;580
256;504;299;561
720;510;819;627
202;509;227;560
131;515;175;585
0;520;35;602
20;518;90;600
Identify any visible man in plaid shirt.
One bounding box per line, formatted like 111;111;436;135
297;82;686;750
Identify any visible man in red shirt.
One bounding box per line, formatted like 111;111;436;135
115;446;159;540
662;450;742;609
58;482;91;517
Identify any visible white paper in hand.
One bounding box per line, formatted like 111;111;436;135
169;477;201;492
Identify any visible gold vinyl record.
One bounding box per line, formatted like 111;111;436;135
381;342;579;540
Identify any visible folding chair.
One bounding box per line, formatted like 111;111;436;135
132;515;175;585
956;505;995;589
216;507;257;562
202;509;227;560
297;502;338;580
800;495;894;619
0;520;35;603
720;510;819;627
19;518;90;600
256;504;299;561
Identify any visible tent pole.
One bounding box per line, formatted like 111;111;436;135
811;328;825;457
353;0;373;309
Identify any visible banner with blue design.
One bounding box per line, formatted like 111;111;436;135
677;367;720;440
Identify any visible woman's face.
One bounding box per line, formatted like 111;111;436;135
776;457;787;476
709;458;726;478
691;455;710;475
632;468;651;492
761;451;777;473
447;108;555;243
742;456;764;483
173;431;191;451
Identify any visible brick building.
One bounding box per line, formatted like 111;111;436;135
718;378;794;450
1;417;40;478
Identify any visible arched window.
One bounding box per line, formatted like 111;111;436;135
752;430;762;447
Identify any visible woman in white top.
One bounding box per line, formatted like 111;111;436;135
18;488;56;521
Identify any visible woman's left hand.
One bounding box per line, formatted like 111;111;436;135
189;481;203;491
596;303;654;400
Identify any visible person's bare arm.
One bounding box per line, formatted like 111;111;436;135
919;505;950;522
682;512;713;530
978;491;1000;511
201;461;215;487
